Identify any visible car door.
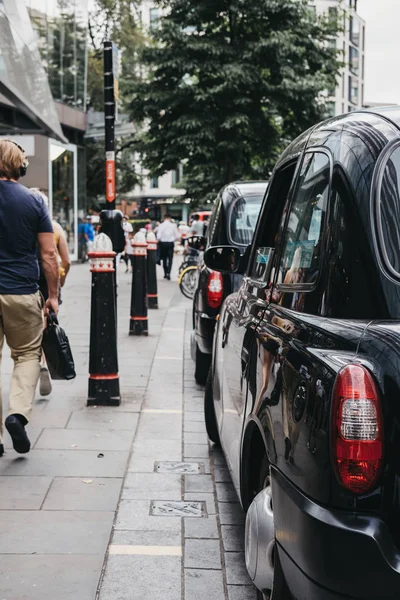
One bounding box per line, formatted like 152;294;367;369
217;163;299;495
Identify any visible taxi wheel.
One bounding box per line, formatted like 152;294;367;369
256;458;292;600
195;343;211;385
204;367;220;445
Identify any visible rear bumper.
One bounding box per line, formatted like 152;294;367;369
271;467;400;600
196;313;216;355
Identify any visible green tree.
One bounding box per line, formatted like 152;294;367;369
130;0;342;201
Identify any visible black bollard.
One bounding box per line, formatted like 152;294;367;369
87;233;121;406
146;231;158;309
130;231;148;336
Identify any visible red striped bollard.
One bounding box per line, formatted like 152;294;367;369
146;231;158;309
130;231;148;336
87;233;121;406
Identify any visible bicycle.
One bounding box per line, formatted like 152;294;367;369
178;264;198;299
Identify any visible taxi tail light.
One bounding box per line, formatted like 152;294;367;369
207;272;224;309
332;364;383;494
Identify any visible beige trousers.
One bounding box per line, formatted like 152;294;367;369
0;292;43;442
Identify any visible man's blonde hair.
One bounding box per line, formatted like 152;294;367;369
0;139;27;180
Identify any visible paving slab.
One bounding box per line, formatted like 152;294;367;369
185;569;225;600
0;450;128;477
221;525;245;552
0;476;52;509
228;585;258;600
99;552;181;600
67;409;139;431
185;474;214;493
112;529;182;547
184;515;219;540
0;554;104;600
224;552;253;585
184;538;222;569
0;510;114;554
42;477;122;511
115;499;182;533
35;428;134;451
121;472;182;500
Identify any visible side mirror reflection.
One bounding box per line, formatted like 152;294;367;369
204;246;241;274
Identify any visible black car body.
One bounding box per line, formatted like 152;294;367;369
204;107;400;599
190;181;266;384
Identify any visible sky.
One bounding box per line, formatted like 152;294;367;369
358;0;400;104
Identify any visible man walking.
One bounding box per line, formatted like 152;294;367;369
156;213;179;280
0;140;59;456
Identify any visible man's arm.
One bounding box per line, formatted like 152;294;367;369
37;232;59;314
54;223;71;287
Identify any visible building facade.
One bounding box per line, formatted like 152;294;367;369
0;0;88;260
315;0;365;116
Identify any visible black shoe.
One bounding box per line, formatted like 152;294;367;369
164;275;168;279
166;274;171;280
5;415;30;454
0;444;4;457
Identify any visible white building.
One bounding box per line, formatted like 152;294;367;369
315;0;365;116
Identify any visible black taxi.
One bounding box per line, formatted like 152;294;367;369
204;107;400;599
190;181;265;384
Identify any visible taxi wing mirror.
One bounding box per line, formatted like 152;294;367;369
204;245;241;274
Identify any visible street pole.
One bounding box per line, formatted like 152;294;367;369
104;40;115;210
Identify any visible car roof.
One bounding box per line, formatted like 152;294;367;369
224;180;268;200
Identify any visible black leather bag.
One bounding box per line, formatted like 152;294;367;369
42;312;76;381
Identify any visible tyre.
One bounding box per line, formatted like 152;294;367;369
195;342;211;385
255;458;292;600
179;266;197;299
204;367;220;445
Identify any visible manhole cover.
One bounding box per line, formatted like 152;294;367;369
155;461;203;474
150;501;206;518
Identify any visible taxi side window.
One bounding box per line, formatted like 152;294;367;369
277;152;330;289
249;161;297;282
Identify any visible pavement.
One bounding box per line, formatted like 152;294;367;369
0;259;255;600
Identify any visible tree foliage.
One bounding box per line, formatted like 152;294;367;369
130;0;342;200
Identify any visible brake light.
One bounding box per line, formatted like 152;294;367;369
332;364;383;495
207;272;224;309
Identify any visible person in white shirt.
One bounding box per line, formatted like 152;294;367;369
156;214;180;280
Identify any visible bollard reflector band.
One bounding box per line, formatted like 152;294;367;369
89;373;119;380
130;316;148;321
147;294;158;298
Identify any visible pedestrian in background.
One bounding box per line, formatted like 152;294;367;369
191;214;204;236
156;213;180;280
31;189;71;397
84;216;95;253
0;140;59;455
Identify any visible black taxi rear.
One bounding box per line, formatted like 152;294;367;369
190;181;265;384
204;107;400;599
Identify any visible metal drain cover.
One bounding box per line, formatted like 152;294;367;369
155;461;203;474
151;500;206;518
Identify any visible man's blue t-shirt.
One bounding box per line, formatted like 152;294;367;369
84;222;95;242
0;181;53;294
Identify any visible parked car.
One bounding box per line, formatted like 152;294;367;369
190;181;267;384
204;107;400;599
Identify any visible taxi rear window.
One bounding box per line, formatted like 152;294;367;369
229;194;263;246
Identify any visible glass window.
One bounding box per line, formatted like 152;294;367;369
229;194;263;246
348;76;359;104
349;46;359;75
150;176;159;189
278;153;330;287
350;16;360;46
377;145;400;276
